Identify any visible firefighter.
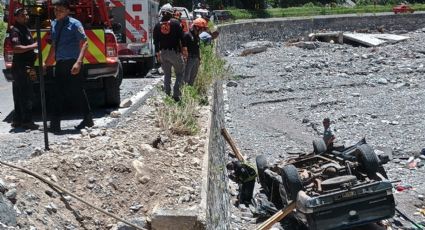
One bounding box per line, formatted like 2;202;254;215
182;18;208;86
44;0;92;133
10;8;39;130
153;4;188;101
226;160;257;206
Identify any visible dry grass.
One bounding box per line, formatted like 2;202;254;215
156;42;227;135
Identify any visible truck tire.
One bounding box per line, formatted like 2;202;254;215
105;62;123;107
313;139;327;154
280;164;303;202
256;155;268;189
356;144;379;177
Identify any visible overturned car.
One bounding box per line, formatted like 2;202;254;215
256;139;395;230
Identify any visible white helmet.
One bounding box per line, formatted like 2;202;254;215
160;3;173;14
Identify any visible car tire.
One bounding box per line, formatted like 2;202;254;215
313;139;327;154
105;62;123;107
281;164;303;202
356;144;379;177
256;155;268;189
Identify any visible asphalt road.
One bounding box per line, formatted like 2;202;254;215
0;60;160;161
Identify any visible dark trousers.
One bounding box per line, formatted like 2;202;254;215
51;59;91;120
11;64;34;123
239;180;255;205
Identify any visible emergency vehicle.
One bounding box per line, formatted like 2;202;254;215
107;0;159;76
3;0;123;107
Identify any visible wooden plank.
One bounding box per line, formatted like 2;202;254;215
221;128;245;161
343;33;387;47
256;201;296;230
369;33;409;42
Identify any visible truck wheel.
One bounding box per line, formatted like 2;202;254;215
256;155;268;189
105;62;123;107
313;139;327;154
356;144;379;177
280;164;303;202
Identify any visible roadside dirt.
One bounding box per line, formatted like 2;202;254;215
0;92;209;229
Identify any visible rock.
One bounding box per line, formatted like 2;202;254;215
116;217;146;230
31;148;43;157
0;194;17;226
0;179;7;193
240;46;267;56
110;111;121;118
88;177;96;183
138;176;151;184
377;78;388;84
120;98;133;108
191;158;201;167
139;144;156;154
294;41;319;50
129;204;143;212
45;202;58;214
5;189;17;202
227;81;238;87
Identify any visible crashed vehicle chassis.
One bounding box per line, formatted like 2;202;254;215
256;139;395;230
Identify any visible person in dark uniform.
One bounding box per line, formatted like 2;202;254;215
227;160;257;206
182;18;208;86
10;8;39;130
153;4;187;101
323;118;335;148
44;0;92;133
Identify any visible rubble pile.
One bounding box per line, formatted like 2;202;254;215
0;96;209;229
223;28;425;229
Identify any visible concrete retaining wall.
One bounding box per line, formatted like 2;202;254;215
217;13;425;52
206;81;230;230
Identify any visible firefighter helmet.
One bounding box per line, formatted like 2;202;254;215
160;3;173;15
192;18;208;29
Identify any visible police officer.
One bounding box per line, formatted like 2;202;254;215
45;0;93;133
227;160;257;206
153;4;187;101
10;8;39;130
183;18;208;86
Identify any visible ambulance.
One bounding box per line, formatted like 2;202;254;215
107;0;159;76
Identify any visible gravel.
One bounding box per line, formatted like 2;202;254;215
223;28;425;229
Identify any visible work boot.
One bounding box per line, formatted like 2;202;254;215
49;119;61;134
75;114;94;130
11;121;21;128
21;122;39;130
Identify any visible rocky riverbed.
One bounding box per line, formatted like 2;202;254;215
223;28;425;229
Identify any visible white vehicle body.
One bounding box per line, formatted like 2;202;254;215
108;0;159;73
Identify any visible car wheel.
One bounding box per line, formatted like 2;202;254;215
256;155;268;189
104;62;123;107
313;139;327;154
281;164;303;202
321;175;357;191
356;144;379;177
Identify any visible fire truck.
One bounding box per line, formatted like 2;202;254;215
3;0;122;107
107;0;159;76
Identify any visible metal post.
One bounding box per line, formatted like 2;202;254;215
35;13;49;150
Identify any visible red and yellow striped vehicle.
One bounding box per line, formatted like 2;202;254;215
3;0;123;107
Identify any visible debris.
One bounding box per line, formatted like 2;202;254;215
293;41;319;50
343;33;387;47
309;31;343;44
370;34;409;43
120;98;132;108
240;46;267;56
395;183;413;192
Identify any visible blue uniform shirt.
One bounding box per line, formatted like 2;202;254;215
51;16;87;61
